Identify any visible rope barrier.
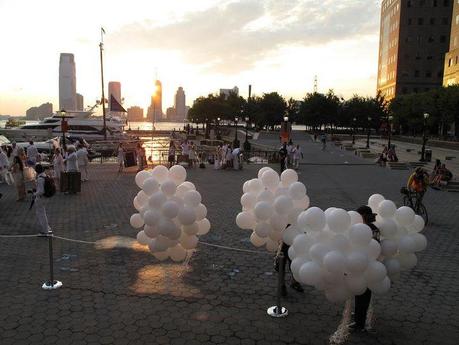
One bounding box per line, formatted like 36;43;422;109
0;234;40;238
198;241;272;255
53;235;96;245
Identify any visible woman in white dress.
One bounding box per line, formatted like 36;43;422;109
53;148;65;190
117;143;125;173
214;144;222;169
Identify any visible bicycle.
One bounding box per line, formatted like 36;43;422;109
400;187;428;225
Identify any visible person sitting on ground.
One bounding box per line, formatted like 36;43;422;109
430;159;442;184
376;152;387;167
407;167;429;198
387;145;398;162
431;164;453;188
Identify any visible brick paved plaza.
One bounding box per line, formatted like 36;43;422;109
1;137;458;345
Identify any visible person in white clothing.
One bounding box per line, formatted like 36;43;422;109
65;146;79;172
76;145;89;181
117;143;125;172
292;144;303;169
27;141;39;167
34;164;52;235
0;146;9;183
53;148;65;190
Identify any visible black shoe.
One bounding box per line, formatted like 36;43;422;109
290;282;304;293
281;284;287;297
348;322;366;333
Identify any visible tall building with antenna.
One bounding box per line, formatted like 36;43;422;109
147;80;163;122
59;53;77;111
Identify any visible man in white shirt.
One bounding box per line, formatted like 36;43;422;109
65;146;79;172
34;164;52;235
27;141;39;166
76;145;89;181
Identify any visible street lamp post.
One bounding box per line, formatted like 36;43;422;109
387;115;393;149
352;117;357;144
58;109;69;151
233;117;240;148
420;113;429;161
217;117;221;140
366;116;372;149
244;116;251;151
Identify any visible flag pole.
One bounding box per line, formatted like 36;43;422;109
100;27;107;140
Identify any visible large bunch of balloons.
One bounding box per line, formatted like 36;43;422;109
130;165;211;262
236;168;310;252
288;194;427;303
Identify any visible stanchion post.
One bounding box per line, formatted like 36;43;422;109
42;234;63;290
267;252;288;317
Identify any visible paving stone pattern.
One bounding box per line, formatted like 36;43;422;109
0;137;458;345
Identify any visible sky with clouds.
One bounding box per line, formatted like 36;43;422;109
0;0;381;116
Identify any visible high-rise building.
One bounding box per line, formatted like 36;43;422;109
443;0;459;85
127;106;144;122
59;53;77;111
108;81;122;112
26;102;53;120
219;86;239;99
174;87;186;121
377;0;453;100
147;80;163;122
76;93;84;111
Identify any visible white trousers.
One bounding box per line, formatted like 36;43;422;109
80;165;88;180
35;197;50;233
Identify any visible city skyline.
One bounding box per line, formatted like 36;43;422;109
0;0;381;116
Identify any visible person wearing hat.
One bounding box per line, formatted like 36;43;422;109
407;167;429;198
350;205;380;333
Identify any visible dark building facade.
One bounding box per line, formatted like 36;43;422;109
377;0;453;100
443;0;459;85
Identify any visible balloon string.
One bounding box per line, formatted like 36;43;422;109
0;234;41;238
53;235;97;245
198;241;273;255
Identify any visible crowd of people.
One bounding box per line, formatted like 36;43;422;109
212;143;243;170
279;139;303;172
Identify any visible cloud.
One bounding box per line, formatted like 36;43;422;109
109;0;380;73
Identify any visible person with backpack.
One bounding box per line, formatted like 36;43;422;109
34;164;55;235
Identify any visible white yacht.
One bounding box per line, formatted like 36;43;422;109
0;111;130;142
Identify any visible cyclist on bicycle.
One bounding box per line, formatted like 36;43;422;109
407;167;429;199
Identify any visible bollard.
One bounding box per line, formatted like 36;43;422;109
267;252;288;318
42;234;63;290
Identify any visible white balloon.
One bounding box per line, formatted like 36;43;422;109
178;206;197;225
269;229;283;242
288;208;303;225
242;180;250;193
327;209;351;233
346;251;369;274
345;274;368;295
367;239;382;260
410;215;425;233
299;261;322;286
254;222;272;238
381;239;398;257
297;207;326;232
180;181;196;191
398;235;416;254
133;196;143;211
248;178;263;194
410;233;427;252
368;276;391;295
282;225;301;246
160;180;177;196
136;230;151;245
294;195;310;210
158;219;181;240
144;224;160;238
183;222;199;235
287;245;296;260
348;211;363;225
135;170;151;189
169;165;187;184
236;212;256;230
180;234;198;249
195;203;207;221
153;251;169;261
254;201;273;221
331;234;350;253
288;182;307;201
325;286;352;303
151;165;169;184
148;191;167;209
250;232;267;247
241;193;257;209
292;234;313;256
257;190;275;204
281;169;298;185
270;214;288;232
265;239;280;252
378;219;398;238
378;200;397;218
142;177;160;196
274;187;289;198
130;213;144;228
161;201;180;219
323;250;347;273
324;207;337;218
184;190;202;207
398;253;418;270
136;190;149;205
261;170;280;189
197;218;211;235
383;258;401;276
291;257;308;278
144;210;161;226
274;195;293;215
258;167;273;179
364;261;387;283
168;244;187;262
395;206;416;226
368;194;385;211
349;223;373;247
149;236;169;252
309;243;331;263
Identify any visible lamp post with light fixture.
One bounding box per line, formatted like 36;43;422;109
420;113;429;161
233;117;240;148
366;116;372;149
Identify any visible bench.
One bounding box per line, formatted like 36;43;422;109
445;156;456;161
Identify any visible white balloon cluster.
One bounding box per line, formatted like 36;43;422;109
289;194;427;303
368;194;427;280
236;167;310;252
130;165;211;262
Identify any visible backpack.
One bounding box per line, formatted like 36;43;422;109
41;175;56;198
